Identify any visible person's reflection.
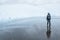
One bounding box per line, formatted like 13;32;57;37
46;29;51;38
46;13;51;38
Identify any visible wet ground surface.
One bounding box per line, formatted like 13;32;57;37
0;18;60;40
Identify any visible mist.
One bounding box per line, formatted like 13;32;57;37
0;0;60;22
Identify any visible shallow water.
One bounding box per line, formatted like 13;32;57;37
0;18;60;40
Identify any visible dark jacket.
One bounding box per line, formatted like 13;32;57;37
47;13;51;20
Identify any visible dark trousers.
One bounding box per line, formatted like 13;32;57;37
47;20;51;31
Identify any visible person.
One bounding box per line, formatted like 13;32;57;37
46;13;51;31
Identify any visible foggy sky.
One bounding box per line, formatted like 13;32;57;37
0;0;60;21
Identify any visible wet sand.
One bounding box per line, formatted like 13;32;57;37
0;18;60;40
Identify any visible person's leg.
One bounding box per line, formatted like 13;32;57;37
48;20;51;31
47;20;48;30
49;21;51;30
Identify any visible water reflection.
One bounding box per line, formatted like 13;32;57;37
46;20;51;38
46;29;51;38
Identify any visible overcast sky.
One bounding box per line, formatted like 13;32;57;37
0;0;60;21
